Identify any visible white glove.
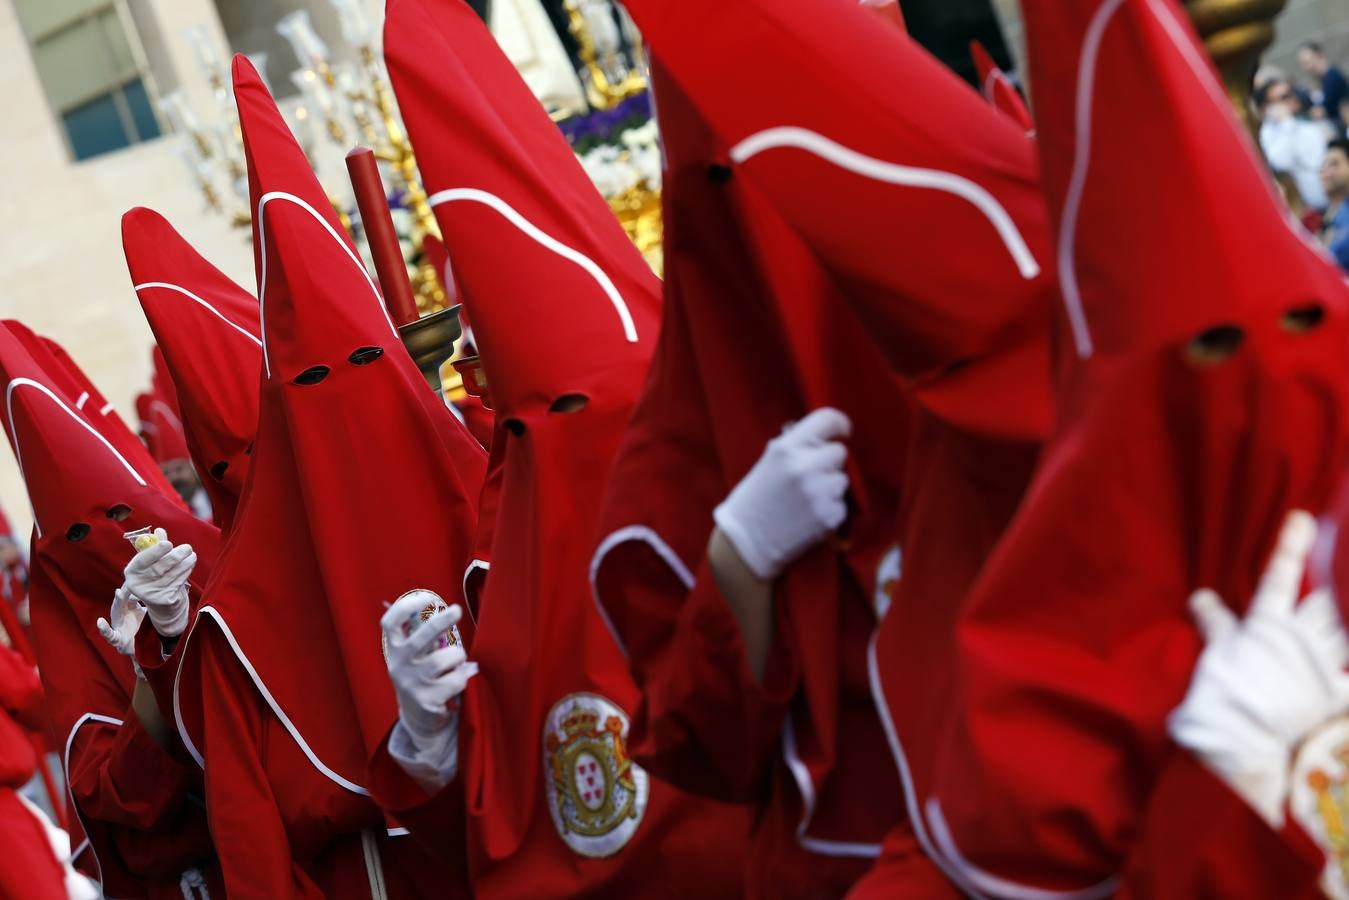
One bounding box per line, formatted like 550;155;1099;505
381;590;478;792
1169;509;1349;827
714;407;852;580
123;528;195;639
96;586;145;657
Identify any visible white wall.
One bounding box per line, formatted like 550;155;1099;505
0;0;255;538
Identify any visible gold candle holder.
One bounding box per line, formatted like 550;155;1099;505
1184;0;1289;134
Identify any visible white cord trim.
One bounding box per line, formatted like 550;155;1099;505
6;378;149;537
63;713;125;891
150;400;183;436
1056;0;1127;359
982;67;1002;103
361;829;388;900
728;127;1041;280
134;282;263;348
462;559;489;626
427;188;639;343
172;607;369;795
926;797;1118;900
255;191;396;378
781;717;881;858
588;525;697;658
868;635;1120;899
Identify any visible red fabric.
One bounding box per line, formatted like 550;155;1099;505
970;40;1035;132
0;323;222;897
0;643;39;786
191;625;461;899
171;56;483;896
421;233;460;308
590;64;912;897
1114;751;1324;898
860;0;906;31
122;208;263;534
903;1;1349;895
622;0;1052;433
385;1;746;894
453;394;494;451
5;322;153;488
0;788;66;900
594;0;1054;892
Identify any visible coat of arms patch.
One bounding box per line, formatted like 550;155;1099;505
1291;714;1349;899
542;692;648;857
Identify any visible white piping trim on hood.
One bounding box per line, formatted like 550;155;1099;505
5;378;149;537
727;126;1041;280
255;191;397;379
134;282;263;348
427;187;640;344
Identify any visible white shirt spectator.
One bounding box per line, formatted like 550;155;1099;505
1261;112;1330;209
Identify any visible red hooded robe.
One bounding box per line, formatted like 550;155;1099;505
894;2;1349;897
122;208;263;534
593;0;1053;894
380;1;747;895
0;323;222;899
170;56;484;899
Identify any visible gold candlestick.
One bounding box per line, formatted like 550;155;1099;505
1184;0;1289;134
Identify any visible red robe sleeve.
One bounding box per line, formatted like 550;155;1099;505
613;546;797;802
0;789;66;900
366;730;468;863
67;716;213;878
194;626;326;899
1116;751;1324;899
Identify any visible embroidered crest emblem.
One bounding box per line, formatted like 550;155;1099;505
873;543;902;621
380;590;461;665
542;692;648;858
1291;715;1349;899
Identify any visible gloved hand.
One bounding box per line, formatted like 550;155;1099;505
381;590;478;791
96;586;145;657
123;528;195;639
1169;509;1349;827
714;407;852;580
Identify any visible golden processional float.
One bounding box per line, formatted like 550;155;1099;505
165;0;657;402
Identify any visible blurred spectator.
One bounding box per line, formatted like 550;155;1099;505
1259;77;1329;209
1298;41;1348;127
1320;138;1349;272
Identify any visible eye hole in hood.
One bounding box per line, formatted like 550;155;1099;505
1185;324;1244;367
1281;304;1325;335
348;346;384;366
293;365;330;385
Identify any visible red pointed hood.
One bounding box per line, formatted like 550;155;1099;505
970;40;1034;132
621;0;1053;435
385;0;659;422
174;56;485;799
892;2;1349;893
3;323;149;478
122;208;262;532
1029;0;1345;365
385;1;749;886
0;320;217;761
